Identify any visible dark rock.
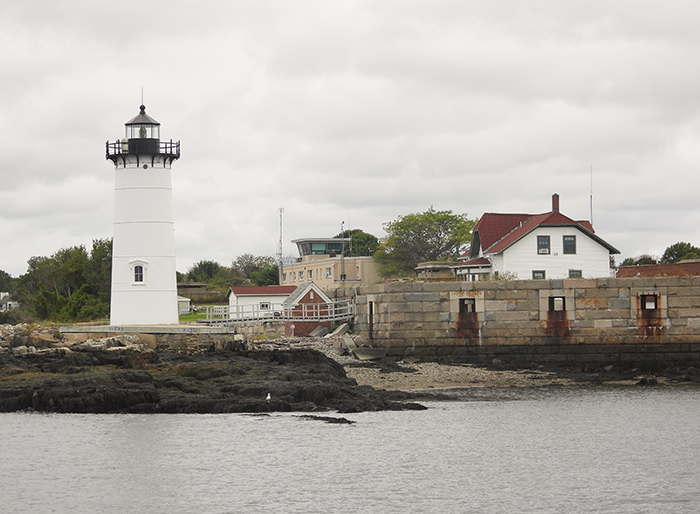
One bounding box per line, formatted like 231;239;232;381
297;415;355;424
636;376;658;386
0;344;426;414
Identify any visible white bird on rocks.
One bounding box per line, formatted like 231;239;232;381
266;393;271;401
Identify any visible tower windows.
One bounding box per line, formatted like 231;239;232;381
130;260;147;285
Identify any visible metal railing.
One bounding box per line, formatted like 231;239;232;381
106;139;181;164
200;299;355;325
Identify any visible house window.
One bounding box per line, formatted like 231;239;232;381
537;235;551;254
260;302;271;311
641;294;658;310
325;267;332;278
563;235;577;254
308;270;313;280
568;269;582;278
549;296;566;312
133;265;144;283
282;273;287;283
533;270;546;280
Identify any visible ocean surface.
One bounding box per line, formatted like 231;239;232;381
2;386;699;514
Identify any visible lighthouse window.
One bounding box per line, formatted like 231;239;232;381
134;265;144;283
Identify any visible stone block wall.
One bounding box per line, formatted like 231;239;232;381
333;276;700;366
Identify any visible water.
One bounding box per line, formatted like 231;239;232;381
2;386;699;513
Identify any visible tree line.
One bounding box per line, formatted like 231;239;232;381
10;207;692;325
620;242;700;267
0;243;282;324
1;208;476;324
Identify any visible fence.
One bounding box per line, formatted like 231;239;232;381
201;299;355;325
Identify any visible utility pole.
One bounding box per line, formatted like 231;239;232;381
277;206;284;283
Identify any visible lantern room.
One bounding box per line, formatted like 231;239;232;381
106;104;180;166
125;105;161;140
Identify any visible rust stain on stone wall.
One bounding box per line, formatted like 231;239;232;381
457;311;479;339
546;310;571;338
638;304;663;338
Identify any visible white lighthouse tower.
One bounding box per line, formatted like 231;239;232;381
106;105;180;325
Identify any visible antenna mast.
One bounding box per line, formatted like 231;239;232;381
277;206;284;270
590;165;594;226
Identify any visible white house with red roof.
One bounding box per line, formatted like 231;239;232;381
226;285;297;318
452;194;619;280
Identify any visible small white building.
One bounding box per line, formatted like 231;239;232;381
452;194;619;280
0;292;19;313
226;285;297;318
177;296;191;315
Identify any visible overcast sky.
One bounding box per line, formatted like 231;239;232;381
2;0;700;277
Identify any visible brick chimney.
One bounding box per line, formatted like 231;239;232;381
552;193;560;212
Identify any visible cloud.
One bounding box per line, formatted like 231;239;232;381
2;1;700;277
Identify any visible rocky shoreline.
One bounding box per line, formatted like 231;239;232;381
0;334;428;414
1;324;698;414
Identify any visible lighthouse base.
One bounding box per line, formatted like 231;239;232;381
110;290;179;325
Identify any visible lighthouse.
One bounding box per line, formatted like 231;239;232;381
105;105;180;325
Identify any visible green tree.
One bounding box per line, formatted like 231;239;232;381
0;269;14;293
620;254;658;267
186;260;225;282
86;239;112;299
15;241;112;322
660;242;700;264
250;264;280;286
183;260;245;293
334;229;380;257
374;207;477;276
231;254;276;280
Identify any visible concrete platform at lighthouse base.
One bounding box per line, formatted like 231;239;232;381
59;324;236;335
58;324;239;349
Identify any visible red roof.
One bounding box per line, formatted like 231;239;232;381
228;286;297;296
616;261;700;278
451;257;491;268
472;213;532;251
473;210;617;256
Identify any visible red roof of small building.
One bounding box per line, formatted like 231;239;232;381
451;257;491;268
616;260;700;278
228;285;297;296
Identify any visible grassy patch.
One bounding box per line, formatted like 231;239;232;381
179;311;209;323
